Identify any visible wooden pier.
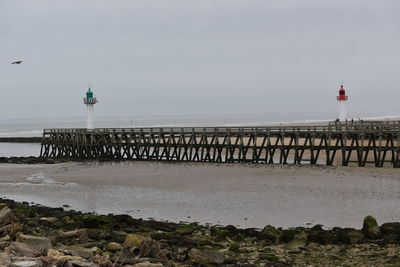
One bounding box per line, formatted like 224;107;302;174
40;122;400;168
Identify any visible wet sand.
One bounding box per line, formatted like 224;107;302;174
0;161;400;229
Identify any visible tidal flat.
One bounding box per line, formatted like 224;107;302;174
0;161;399;229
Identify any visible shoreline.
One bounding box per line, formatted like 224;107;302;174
1;198;400;266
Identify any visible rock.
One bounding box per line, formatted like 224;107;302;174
112;230;128;243
0;222;22;239
0;206;18;227
47;248;82;261
0;251;11;266
68;246;94;260
123;234;142;248
106;241;122;252
345;230;364;244
55;228;88;245
132;262;164;267
114;247;137;265
308;230;339;245
10;261;41;267
280;228;303;243
0;203;7;211
381;222;400;235
39;217;58;225
188;248;225;265
139;239;160;258
6;242;38;257
259;225;282;244
17;234;52;255
93;254;113;267
176;225;196;235
228;242;240;252
86;229;101;241
285;231;307;250
362;216;381;239
82;215;101;228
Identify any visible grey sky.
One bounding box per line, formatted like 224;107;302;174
0;0;399;119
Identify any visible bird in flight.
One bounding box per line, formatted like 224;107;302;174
11;61;23;64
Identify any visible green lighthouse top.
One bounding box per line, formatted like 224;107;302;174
86;88;94;99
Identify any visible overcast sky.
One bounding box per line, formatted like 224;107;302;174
0;0;399;120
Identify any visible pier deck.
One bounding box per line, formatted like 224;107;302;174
40;122;400;167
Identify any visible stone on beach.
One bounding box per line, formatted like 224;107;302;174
188;248;225;265
0;206;19;228
362;216;381;239
67;246;94;260
54;228;88;245
105;241;122;252
16;234;52;255
123;234;142;249
285;231;307;250
5;242;38;257
138;238;160;258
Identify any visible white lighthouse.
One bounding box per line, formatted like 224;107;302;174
83;88;97;129
336;85;348;121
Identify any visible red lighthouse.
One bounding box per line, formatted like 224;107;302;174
337;85;348;101
336;85;348;121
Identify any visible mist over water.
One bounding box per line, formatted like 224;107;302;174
1;111;399;138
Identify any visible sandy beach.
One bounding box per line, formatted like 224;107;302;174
1;161;400;229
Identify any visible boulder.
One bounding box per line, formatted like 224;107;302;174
259;225;282;244
139;239;160;258
10;261;41;267
106;241;122;252
188;248;225;265
308;230;340;245
114;247;137;265
55;229;88;245
175;224;196;235
123;234;142;248
47;248;82;261
5;242;38;257
39;217;58;226
381;222;400;235
0;222;22;239
285;231;307;250
0;251;11;266
93;254;113;267
0;206;18;228
345;230;364;244
17;234;52;255
362;216;381;239
0;203;7;211
68;246;94;260
112;230;128;243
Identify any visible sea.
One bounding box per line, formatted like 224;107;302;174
1;111;399;157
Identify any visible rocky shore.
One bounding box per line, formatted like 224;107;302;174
1;199;400;266
0;157;65;164
0;138;42;143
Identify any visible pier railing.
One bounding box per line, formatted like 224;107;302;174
40;124;400;168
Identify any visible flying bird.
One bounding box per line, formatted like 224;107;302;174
11;61;23;64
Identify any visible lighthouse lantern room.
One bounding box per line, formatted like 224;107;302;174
336;85;348;121
83;88;98;129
